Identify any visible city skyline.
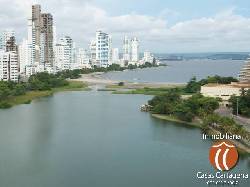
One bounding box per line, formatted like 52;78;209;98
1;4;156;81
1;0;250;53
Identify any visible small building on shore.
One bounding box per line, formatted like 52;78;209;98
201;57;250;106
201;82;250;106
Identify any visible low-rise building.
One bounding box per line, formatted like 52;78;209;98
200;83;250;106
142;51;154;64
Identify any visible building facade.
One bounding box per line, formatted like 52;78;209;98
59;36;75;64
19;39;33;73
41;13;54;65
112;48;119;64
54;43;70;70
77;48;90;68
131;37;139;62
29;5;54;66
95;31;111;67
239;58;250;83
123;36;131;62
143;51;154;64
0;51;19;82
6;36;17;52
0;30;15;51
31;4;42;64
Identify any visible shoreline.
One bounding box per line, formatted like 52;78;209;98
152;114;250;154
74;71;186;89
1;81;89;109
151;114;202;128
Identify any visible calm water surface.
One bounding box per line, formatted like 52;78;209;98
102;60;245;83
0;91;249;187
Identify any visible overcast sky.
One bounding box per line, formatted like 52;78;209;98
1;0;250;53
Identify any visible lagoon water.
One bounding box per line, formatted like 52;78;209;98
0;60;250;187
0;91;249;187
102;60;245;83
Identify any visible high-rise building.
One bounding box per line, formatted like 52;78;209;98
95;31;111;67
29;5;53;65
27;18;34;65
53;25;57;46
54;42;70;70
89;40;96;65
239;58;250;83
31;4;42;64
41;13;53;65
77;48;90;68
123;36;131;61
108;36;112;65
54;36;76;70
59;36;75;64
112;48;119;64
6;36;17;52
0;30;15;51
0;51;19;82
143;51;154;64
131;37;139;62
19;39;33;73
0;35;3;51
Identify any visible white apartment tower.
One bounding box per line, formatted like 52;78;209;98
59;36;76;64
19;39;33;73
112;48;119;64
77;48;90;68
95;31;111;67
131;37;139;62
0;51;19;82
54;42;70;70
143;51;154;64
89;40;97;66
123;36;131;61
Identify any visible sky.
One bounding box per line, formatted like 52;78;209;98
1;0;250;53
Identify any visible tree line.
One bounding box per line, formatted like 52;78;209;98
0;72;69;108
148;89;220;122
229;89;250;117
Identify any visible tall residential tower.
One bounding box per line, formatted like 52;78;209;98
95;31;111;67
29;5;54;65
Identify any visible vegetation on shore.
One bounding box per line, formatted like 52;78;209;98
147;88;250;144
109;75;237;96
151;114;202;128
229;89;250;117
203;114;250;141
0;72;88;109
148;89;220;122
63;62;166;79
112;86;185;95
0;62;164;109
184;75;238;93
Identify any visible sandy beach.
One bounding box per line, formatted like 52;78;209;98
74;72;186;88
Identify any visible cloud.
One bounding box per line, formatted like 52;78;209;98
0;0;250;53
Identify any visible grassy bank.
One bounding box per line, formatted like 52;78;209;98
112;86;186;95
2;81;89;108
52;81;90;92
151;114;202;128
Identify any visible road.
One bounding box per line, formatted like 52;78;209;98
215;106;250;132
